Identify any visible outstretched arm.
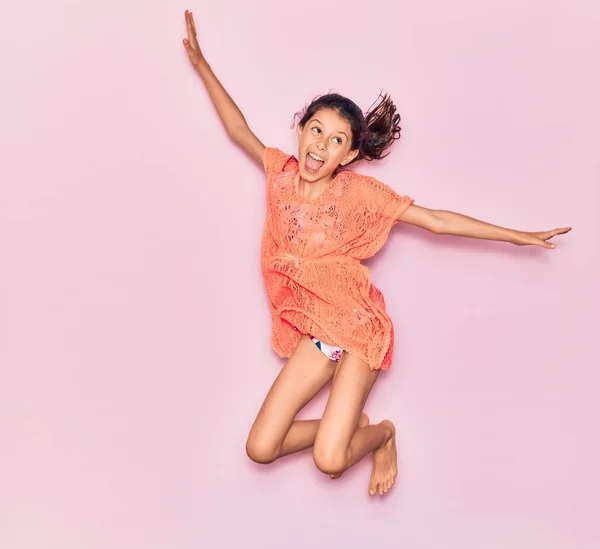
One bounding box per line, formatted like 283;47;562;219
398;204;571;249
182;10;265;165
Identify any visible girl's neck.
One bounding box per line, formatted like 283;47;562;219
295;172;333;201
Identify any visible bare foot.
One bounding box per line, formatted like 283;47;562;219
368;420;397;496
330;413;370;479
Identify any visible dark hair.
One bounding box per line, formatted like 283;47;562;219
293;91;401;167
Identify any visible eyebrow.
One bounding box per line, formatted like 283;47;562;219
312;119;349;139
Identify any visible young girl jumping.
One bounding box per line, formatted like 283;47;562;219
182;10;571;496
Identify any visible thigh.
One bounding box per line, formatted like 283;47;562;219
248;335;335;444
315;352;380;451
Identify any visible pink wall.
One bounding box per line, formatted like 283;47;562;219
1;1;599;548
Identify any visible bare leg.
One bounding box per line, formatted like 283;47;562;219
329;413;369;479
313;353;398;496
277;412;369;463
246;335;345;463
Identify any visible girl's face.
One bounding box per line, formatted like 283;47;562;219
297;108;359;182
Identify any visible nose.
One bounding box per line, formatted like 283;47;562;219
316;140;327;151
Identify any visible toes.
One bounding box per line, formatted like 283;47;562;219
369;472;398;495
372;478;393;495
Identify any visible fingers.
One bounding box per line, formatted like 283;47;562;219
185;9;192;35
184;10;200;48
533;226;572;249
185;10;197;37
183;9;201;58
554;227;572;237
546;227;572;239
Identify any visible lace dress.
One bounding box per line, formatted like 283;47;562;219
260;147;414;370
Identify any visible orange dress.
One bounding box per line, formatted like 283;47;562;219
261;147;414;370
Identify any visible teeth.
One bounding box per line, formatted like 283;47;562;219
308;152;324;162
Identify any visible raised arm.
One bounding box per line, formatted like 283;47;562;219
398;204;571;249
182;10;265;165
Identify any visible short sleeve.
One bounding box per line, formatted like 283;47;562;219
363;176;414;226
345;174;414;259
263;147;292;179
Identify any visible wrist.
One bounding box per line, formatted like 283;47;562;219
193;57;209;71
509;230;526;246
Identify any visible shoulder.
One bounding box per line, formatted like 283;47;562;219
339;170;413;220
263;147;297;177
340;170;399;201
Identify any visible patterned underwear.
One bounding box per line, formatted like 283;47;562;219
308;334;343;362
293;325;344;362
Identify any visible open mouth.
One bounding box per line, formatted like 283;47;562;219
304;151;325;174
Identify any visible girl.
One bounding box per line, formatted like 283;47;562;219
182;10;571;496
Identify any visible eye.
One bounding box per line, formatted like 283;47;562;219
311;127;321;134
333;137;343;145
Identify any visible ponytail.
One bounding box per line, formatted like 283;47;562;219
357;92;401;162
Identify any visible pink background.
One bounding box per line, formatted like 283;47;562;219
1;0;599;548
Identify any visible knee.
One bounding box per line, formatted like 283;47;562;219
245;434;279;465
313;444;347;475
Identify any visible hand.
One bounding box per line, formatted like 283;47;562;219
183;10;205;67
513;227;572;249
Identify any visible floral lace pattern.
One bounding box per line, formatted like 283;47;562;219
260;147;414;370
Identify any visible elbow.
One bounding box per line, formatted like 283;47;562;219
227;127;242;143
429;210;446;234
227;124;250;144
